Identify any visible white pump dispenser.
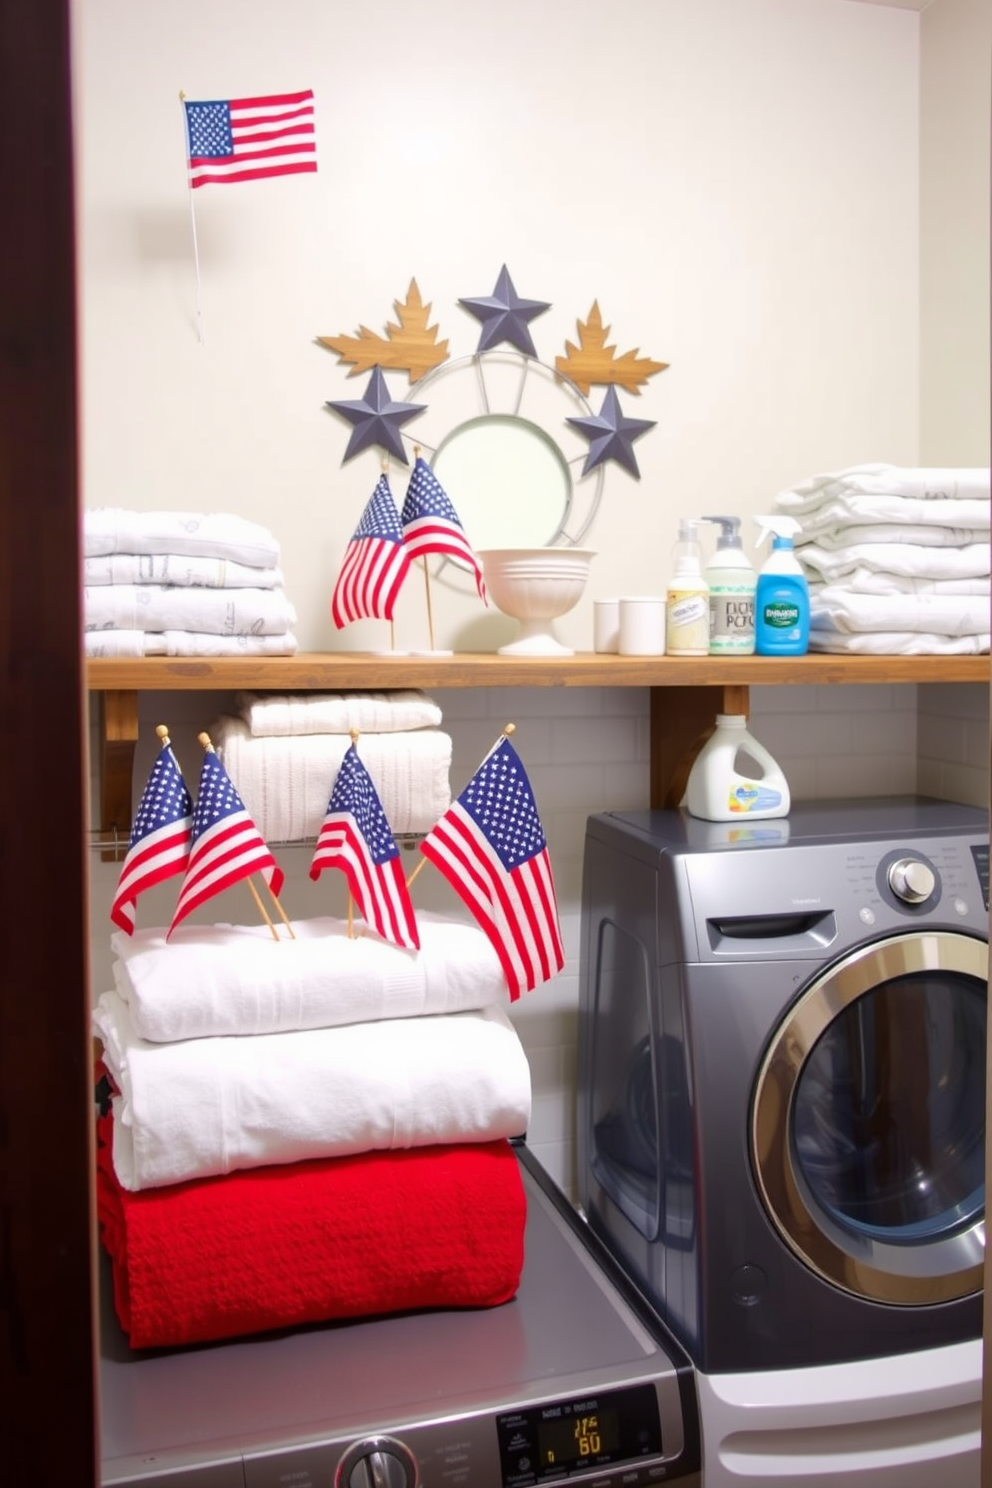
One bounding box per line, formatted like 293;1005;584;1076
702;514;755;655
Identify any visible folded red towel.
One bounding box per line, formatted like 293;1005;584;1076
96;1111;526;1349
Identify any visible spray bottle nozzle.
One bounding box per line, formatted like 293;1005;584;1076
754;513;801;548
702;515;743;548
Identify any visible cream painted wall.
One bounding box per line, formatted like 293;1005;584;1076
920;0;991;463
72;0;921;653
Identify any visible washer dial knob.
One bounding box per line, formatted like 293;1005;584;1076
337;1436;418;1488
887;857;935;904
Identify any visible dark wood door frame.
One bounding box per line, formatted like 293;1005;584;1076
0;2;99;1481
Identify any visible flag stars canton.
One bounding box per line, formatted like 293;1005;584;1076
462;747;547;868
402;461;460;522
186;102;234;158
131;761;190;838
195;757;246;828
357;480;403;541
331;753;397;864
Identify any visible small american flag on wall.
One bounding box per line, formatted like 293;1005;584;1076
183;89;317;188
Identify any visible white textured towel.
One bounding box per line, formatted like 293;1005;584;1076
809;587;990;637
111;911;508;1042
777;464;991;508
236;690;443;736
797;523;990;550
798;540;990;584
84;584;297;636
808;573;989;597
84;552;286;589
84;630;298;658
84;508;281;568
809;631;990;656
781;496;990;541
93;992;532;1190
212;714;451;840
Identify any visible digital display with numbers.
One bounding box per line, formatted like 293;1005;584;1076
537;1407;619;1467
496;1383;662;1485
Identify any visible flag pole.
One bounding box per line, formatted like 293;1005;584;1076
247;876;280;941
413;446;438;650
406;723;516;890
179;90;205;345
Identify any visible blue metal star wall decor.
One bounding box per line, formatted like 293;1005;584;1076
326;365;426;464
458;265;551;358
566;386;656;479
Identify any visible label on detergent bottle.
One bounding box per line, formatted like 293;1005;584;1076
762;600;800;631
728;781;785;814
667;589;709;655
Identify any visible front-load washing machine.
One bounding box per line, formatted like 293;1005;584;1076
577;797;988;1487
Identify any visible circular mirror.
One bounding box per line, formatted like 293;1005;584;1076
432;414;571;550
402;352;604;589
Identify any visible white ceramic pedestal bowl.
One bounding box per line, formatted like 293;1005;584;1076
479;547;596;657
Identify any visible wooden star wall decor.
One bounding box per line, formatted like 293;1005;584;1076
555;301;668;396
318;279;450;382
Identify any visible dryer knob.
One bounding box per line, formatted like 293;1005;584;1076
887;857;935;904
337;1436;418;1488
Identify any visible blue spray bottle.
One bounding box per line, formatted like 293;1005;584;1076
753;515;810;656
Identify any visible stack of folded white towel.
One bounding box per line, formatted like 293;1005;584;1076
209;688;453;842
774;464;991;655
94;911;530;1190
83;507;298;657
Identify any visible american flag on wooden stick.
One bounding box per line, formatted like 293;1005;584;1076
110;737;193;935
419;734;563;998
309;742;420;950
169;744;284;936
331;474;411;628
400;455;487;601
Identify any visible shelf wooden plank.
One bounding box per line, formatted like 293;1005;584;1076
85;651;991;691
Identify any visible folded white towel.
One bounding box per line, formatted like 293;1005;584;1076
84;630;298;658
798;540;990;584
809;630;990;656
212;715;451;840
84;585;297;636
84;508;281;568
236;690;443;736
111;911;507;1043
777;464;991;509
84;553;286;590
809;587;990;637
783;496;990;541
93;991;532;1190
797;523;990;550
808;572;989;597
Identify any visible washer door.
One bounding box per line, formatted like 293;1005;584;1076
751;931;987;1305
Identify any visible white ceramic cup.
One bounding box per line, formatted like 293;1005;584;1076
619;596;667;656
593;598;620;654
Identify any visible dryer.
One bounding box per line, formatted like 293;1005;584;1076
577;797;988;1377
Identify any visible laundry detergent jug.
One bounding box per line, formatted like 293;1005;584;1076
683;713;790;821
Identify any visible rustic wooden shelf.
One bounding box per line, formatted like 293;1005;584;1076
85;651;989;848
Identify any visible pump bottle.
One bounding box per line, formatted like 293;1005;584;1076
666;520;709;656
753;515;810;656
702;515;756;656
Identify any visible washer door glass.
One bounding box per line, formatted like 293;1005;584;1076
751;931;987;1305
